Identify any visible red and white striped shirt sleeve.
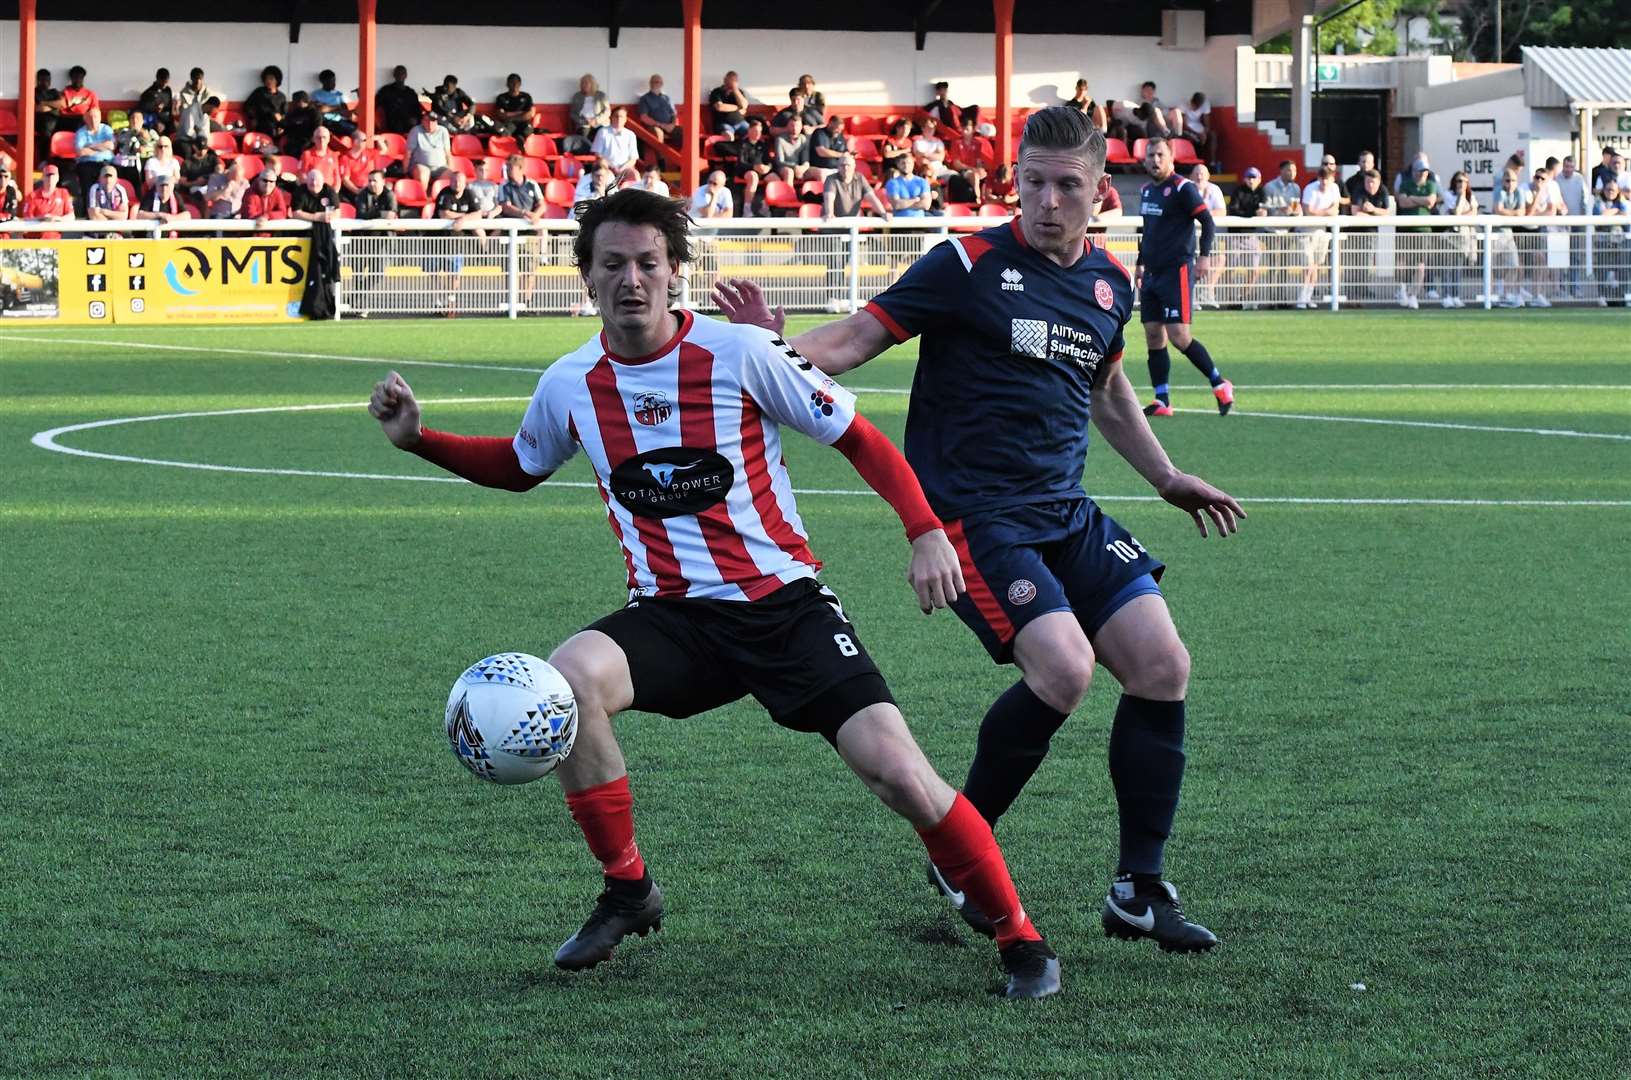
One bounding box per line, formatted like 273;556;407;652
736;328;857;446
513;367;580;476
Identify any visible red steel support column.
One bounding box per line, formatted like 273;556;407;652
19;0;38;173
683;0;703;194
994;0;1014;169
358;0;378;137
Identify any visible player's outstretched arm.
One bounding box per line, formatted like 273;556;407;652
832;415;964;613
368;370;545;492
713;278;896;375
1090;361;1245;538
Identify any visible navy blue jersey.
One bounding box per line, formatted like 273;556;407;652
1138;174;1210;270
864;219;1135;519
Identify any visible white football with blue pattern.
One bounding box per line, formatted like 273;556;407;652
444;653;578;785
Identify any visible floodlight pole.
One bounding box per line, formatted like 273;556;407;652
358;0;378;137
994;0;1014;170
683;0;704;194
18;0;37;175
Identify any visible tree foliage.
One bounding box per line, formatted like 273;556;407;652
1259;0;1629;60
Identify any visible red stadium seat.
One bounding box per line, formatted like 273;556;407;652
855;159;875;180
451;156;478;179
943;203;975;216
522;157;551;181
218;109;245;130
846;115;879;136
49;130;77;160
478;156;506;182
523;133;557;159
1131;138;1149;162
207;131;238;153
116;179;138;205
543;202;570;219
393;177;428;214
242;131;277;154
451;133;484;158
763;179;801;212
1104;137;1135;166
978;202;1012;217
798;179;824;199
486;135;519;159
1171;137;1202;166
850;136;880;162
428;176;452;201
544;178;576;206
376;132;407;158
338;201;357;219
0;107;21;135
797;203;823;219
702;135;731;160
278;155;300;178
555;156;583;180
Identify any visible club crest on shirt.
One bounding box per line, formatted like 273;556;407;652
632;391;672;427
1094;279;1115;311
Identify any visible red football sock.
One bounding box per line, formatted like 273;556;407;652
917;792;1042;949
565;775;646;881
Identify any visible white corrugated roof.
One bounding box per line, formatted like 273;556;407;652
1522;47;1631;109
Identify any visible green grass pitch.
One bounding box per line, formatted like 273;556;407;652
3;311;1628;1078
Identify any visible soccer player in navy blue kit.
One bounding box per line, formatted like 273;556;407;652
1136;136;1234;418
716;107;1243;953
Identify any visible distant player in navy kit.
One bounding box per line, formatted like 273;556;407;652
1137;136;1234;418
716;107;1243;953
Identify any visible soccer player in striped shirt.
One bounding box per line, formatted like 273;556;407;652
716;107;1242;954
368;188;1059;998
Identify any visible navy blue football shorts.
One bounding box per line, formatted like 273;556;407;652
1139;262;1195;325
945;498;1166;663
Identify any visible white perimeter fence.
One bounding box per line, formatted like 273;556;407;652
6;216;1629;317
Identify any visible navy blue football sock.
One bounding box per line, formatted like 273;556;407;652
1180;339;1223;386
962;680;1070;827
1109;694;1186;876
1147;347;1172;404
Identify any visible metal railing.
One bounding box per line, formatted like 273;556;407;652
5;215;1628;317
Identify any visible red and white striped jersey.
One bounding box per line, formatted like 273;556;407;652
512;310;859;601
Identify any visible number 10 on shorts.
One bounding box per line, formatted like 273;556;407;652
1106;537;1147;564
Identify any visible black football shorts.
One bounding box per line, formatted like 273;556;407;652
586;578;895;744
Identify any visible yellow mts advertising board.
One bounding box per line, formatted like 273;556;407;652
0;238;309;325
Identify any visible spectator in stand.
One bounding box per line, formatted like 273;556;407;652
879;118;914;179
1348;168;1389;215
246;66;287;138
1314;153;1348;211
1525;160;1567;305
1393;158;1439;309
1436;170;1479;308
1190;163;1227;307
86;165;130;231
59;66;99;133
498;155;547;223
289;168;342;223
1556;155;1588;297
181;140;222;200
1129;81;1171;138
143;135;182;192
986;162;1018;207
432;170;493;315
1590;178;1629;304
810;114;850;181
339;135;381;197
689;169;734;219
1589;147;1618;193
23;166;75;230
113;111;157;193
73;108;116;210
313;70;357;138
204;157;249;218
138;68;175;137
1344;150;1377;206
1491;168;1531;306
1296;163;1341;309
574;160;618;206
376;66;425;136
281;92;320;155
299;126;342;191
947;116;995;172
631;163;670;197
795;75;826;125
773;90;815;139
1085;178;1120;223
728;117;773;215
34;69;64;138
1393;151;1439;194
407;111;454;189
241;169;290;224
1227;166;1268;306
1179;92;1214;167
569;74;611;151
710;71;751;138
883;161;931;217
491;74;535;140
353;169;398;219
591;108;642;185
636;74;679;146
1342;168;1389;304
911;117;949;179
0;165;21;223
431;75;476;133
176;69;217;148
823;153;891;220
135;174;186;226
943;163;980;207
1261;159;1303;304
923;82;962;131
773;109;815;185
1063;79;1108;133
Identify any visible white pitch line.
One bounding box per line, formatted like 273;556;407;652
1172;407;1631;441
27;400;1631;507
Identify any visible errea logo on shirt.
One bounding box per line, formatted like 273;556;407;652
1000;267;1025;292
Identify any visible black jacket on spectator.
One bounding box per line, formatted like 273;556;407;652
245;86;287;134
810;129;848;162
376;82;422;134
493;90;534;138
435;186;480;217
352;187;397;219
730;136;772;176
290;184;341;216
282;103;320;155
299;222;340;320
1229;184;1266;217
944;171;978;205
432;87;474;124
138;82;173;121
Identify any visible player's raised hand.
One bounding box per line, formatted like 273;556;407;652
369;370;422;449
712;278;786;333
1156;472;1246;538
907;528;966;614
